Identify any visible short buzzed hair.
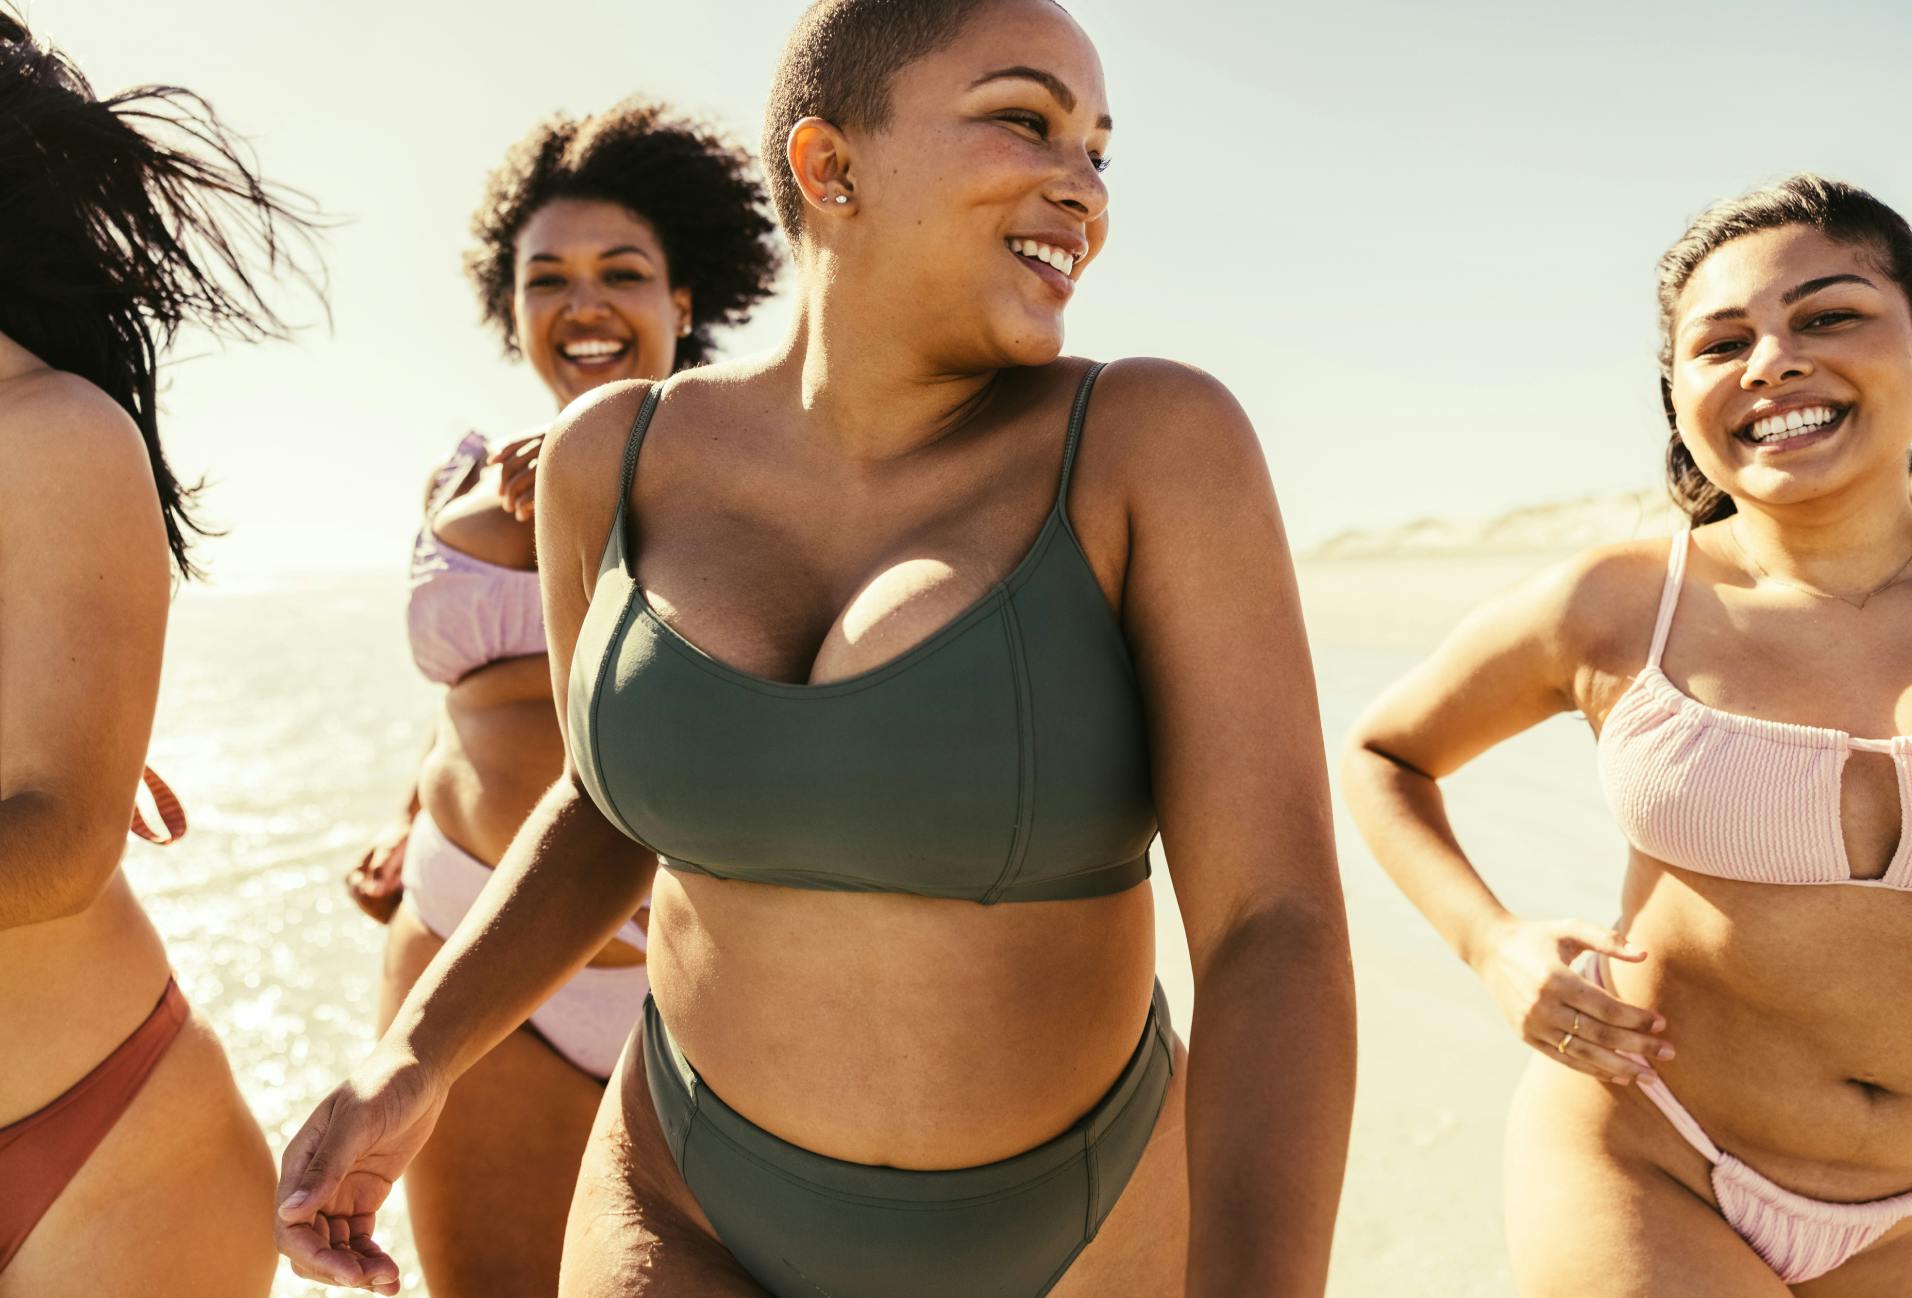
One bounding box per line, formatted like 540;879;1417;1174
761;0;997;241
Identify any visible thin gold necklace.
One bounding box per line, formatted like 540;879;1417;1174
1729;519;1912;610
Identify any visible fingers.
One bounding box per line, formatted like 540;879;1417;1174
280;1218;400;1294
276;1099;356;1224
1529;1023;1655;1086
500;465;537;520
1561;921;1646;963
1558;978;1670;1050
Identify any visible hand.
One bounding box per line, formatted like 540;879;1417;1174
1471;917;1672;1085
489;432;544;522
345;821;408;924
275;1051;447;1294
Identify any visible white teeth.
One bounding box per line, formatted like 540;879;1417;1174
561;339;626;361
1009;238;1075;277
1747;405;1838;443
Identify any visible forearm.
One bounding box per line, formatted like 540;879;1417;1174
384;776;653;1081
1185;901;1356;1297
0;791;123;929
1341;745;1510;969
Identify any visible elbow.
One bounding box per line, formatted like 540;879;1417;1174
1;795;127;928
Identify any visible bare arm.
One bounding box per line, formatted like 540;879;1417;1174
1108;361;1354;1297
276;383;658;1290
1340;546;1671;1084
0;376;170;929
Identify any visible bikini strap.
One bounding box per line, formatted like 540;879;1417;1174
129;766;187;845
1054;361;1107;516
598;385;664;572
1645;529;1691;670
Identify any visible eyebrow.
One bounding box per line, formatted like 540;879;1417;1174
1684;272;1879;331
969;66;1113;131
524;245;657;264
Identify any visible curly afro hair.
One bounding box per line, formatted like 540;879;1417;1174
467;99;780;371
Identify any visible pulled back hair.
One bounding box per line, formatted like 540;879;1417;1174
0;9;323;579
466;100;779;372
1656;173;1912;526
762;0;1004;241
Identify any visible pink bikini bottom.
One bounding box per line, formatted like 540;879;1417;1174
1589;955;1912;1283
403;809;649;1081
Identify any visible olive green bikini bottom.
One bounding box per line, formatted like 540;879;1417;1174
642;982;1174;1298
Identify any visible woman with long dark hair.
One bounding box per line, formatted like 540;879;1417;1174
346;99;778;1298
275;1;1354;1294
1347;174;1912;1294
0;11;320;1296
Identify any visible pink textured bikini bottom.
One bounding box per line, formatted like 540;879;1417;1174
1589;955;1912;1283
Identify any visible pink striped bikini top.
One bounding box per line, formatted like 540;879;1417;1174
1597;531;1912;890
407;432;547;686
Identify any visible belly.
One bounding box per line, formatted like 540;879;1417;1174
417;656;562;862
646;869;1159;1170
1615;855;1912;1192
418;657;642;967
0;873;173;1122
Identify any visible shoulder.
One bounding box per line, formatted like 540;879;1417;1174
1505;536;1674;671
538;379;656;508
0;372;162;535
1073;357;1267;509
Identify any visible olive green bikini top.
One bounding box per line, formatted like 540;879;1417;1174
566;362;1157;904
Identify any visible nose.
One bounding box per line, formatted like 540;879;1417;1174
563;279;610;322
1048;152;1109;225
1741;331;1812;389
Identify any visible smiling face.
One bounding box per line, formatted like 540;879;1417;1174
820;0;1111;366
1668;224;1912;512
511;197;692;407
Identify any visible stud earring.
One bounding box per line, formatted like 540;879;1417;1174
834;194;850;205
677;320;691;337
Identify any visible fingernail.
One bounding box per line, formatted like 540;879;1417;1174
1657;1045;1675;1060
280;1190;309;1213
1613;1074;1632;1085
1651;1016;1666;1032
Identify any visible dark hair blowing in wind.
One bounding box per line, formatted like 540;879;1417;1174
1656;173;1912;526
0;9;323;579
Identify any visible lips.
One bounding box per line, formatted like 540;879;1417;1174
557;337;632;367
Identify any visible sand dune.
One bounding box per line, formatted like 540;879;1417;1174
1307;487;1684;560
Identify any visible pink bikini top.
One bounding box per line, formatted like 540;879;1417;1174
407;433;547;686
1598;531;1912;890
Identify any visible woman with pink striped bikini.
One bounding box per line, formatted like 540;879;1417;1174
1346;174;1912;1294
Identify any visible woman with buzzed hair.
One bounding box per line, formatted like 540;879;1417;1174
278;2;1354;1295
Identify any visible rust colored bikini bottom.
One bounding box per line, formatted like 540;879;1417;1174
0;978;187;1273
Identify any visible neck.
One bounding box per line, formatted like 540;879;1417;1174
1732;467;1912;596
0;330;51;383
769;252;1001;461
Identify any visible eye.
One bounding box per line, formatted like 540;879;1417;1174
996;109;1048;139
604;268;649;285
1697;338;1744;358
1090;154;1112;174
524;274;563;291
1806;309;1859;328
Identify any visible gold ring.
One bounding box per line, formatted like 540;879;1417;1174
1556;1030;1574;1054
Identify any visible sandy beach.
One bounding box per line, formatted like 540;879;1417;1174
128;493;1671;1298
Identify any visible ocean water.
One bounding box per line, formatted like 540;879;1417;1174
131;572;435;1296
124;561;1616;1297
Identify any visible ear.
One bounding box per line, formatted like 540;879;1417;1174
671;285;693;337
787;115;858;217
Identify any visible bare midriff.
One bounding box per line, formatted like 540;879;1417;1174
1612;853;1912;1198
0;872;172;1122
643;867;1160;1170
418;654;643;968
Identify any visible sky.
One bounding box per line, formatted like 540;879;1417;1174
32;0;1912;577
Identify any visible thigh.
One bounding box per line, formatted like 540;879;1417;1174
1505;1058;1792;1298
381;904;607;1298
1049;1036;1190;1298
1;1012;276;1298
559;1038;769;1298
1795;1221;1912;1298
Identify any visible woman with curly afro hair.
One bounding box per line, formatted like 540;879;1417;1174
342;97;778;1298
